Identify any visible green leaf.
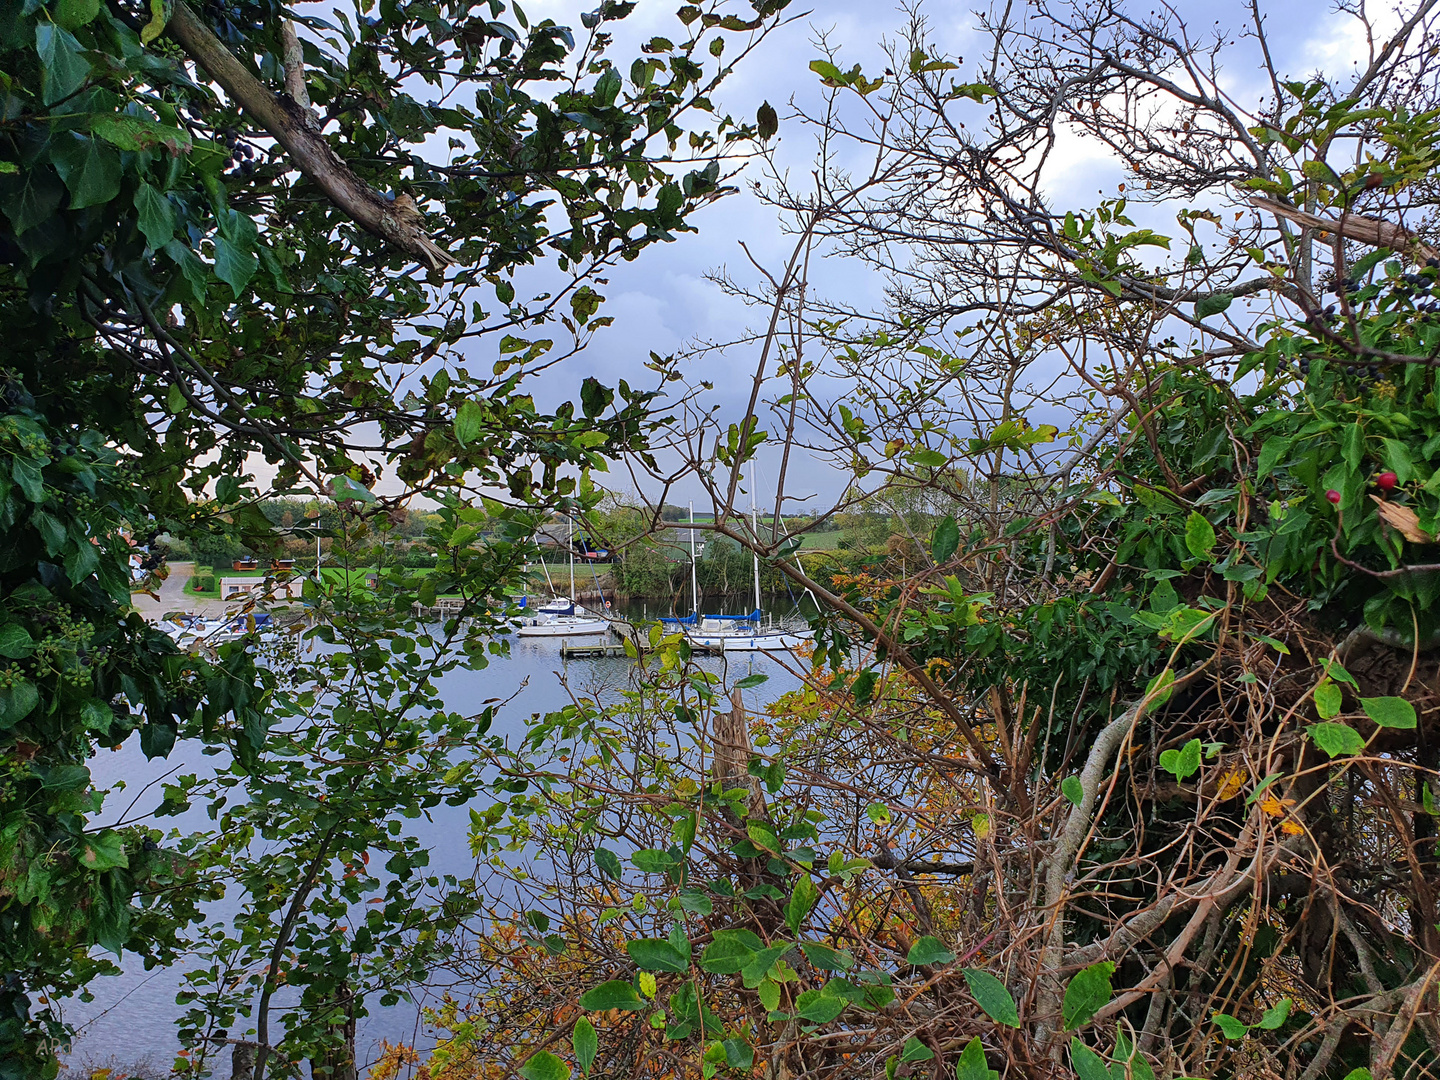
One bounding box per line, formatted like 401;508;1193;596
746;821;781;854
1213;1012;1248;1040
0;624;35;659
1314;679;1342;719
758;978;780;1011
906;936;955;966
798;942;854;970
1257;997;1292;1030
784;875;818;935
329;474;377;504
911;447;948;469
1070;1039;1111;1080
1184;511;1217;558
134;184;175;251
2;166;65;236
214;234;259;297
1308;722;1366;758
756;100;778;140
573;1017;597;1075
1256;436;1291;480
735;673;768;689
579;980;645;1011
1360;696;1416;729
54;0;100;30
595;847;622;879
140;0;168;44
900;1037;933;1062
51;134;122;210
932;516;959;563
1061;776;1084;807
78;832;128;872
90;115;191;155
794;987;846;1022
851;669;877;705
518;1051;571;1080
36;24;91;105
1112;1033;1155;1080
1159;738;1203;781
0;680;40;729
954;1037;997;1080
720;1038;753;1068
454;400;483;445
1061;961;1115;1031
626;938;690;973
1195;292;1234;318
700;930;761;973
963;968;1020;1028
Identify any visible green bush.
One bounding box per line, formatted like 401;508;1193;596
189;574;215;593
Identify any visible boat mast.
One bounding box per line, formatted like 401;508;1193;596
689;501;699;618
750;460;761;618
568;514;575;601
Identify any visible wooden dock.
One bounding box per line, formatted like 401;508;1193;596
560;642;632;659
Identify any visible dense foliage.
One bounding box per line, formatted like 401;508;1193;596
0;0;791;1072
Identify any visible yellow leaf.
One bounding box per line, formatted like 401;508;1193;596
639;971;657;999
1370;495;1433;543
1280;819;1305;836
972;813;991;840
1259;795;1295;818
1217;768;1247;800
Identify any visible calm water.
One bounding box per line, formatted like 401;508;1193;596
64;610;810;1073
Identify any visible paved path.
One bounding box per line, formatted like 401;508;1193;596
131;561;230;619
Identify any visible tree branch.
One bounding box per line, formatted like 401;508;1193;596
166;1;455;270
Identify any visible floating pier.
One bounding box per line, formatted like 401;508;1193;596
560;642;632;659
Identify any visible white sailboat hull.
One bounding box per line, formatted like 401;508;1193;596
686;628;813;652
516;617;610;638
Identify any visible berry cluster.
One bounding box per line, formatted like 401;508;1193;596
220;126;257;178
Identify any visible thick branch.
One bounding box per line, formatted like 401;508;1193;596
166;1;455;269
1251;197;1438;263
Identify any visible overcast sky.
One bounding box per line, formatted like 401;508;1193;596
473;0;1393;510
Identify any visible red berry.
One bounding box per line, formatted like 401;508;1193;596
1377;471;1398;491
1326;489;1342;504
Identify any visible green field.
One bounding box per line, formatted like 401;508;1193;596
796;530;843;550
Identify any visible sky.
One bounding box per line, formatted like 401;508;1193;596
476;0;1400;511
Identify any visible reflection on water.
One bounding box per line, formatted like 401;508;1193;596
65;624;808;1071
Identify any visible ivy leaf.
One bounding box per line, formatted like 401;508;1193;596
799;942;854;970
0;681;40;729
932;515;959;563
578;981;645;1011
54;0;101;30
1360;696;1416;729
963;968;1020;1028
2;166;65;235
1061;776;1084;807
134;184;175;251
1308;722;1365;758
0;624;35;659
1061;961;1115;1030
36;24;91;106
1184;511;1217;558
906;936;955;966
572;1018;597;1074
213;234;259;297
518;1051;571;1080
51;134;122;210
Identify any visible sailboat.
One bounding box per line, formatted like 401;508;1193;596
664;492;814;653
517;516;609;638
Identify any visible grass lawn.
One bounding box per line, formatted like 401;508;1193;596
796;530;843;550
